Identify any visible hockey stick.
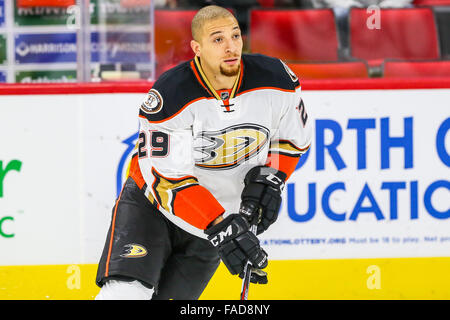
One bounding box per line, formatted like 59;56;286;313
240;221;257;300
239;203;260;300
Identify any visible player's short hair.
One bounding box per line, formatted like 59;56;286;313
191;5;237;42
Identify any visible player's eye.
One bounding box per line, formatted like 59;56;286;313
233;34;241;39
214;37;223;43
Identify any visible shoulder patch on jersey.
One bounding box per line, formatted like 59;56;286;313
141;89;163;114
139;60;210;123
280;60;298;83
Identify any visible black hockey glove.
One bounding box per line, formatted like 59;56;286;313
240;166;287;235
205;214;268;276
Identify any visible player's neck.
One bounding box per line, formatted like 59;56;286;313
201;63;238;90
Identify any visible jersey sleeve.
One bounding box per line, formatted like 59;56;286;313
134;88;225;232
266;78;312;180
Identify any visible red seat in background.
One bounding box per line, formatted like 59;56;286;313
413;0;450;5
249;9;339;62
383;60;450;78
154;10;197;77
257;0;275;7
349;8;440;66
288;62;369;79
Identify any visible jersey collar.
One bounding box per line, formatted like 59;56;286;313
190;55;244;101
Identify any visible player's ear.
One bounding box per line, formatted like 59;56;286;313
191;40;201;57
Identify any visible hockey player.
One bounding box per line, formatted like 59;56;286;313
95;5;312;300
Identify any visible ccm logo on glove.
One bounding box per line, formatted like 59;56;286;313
209;225;233;247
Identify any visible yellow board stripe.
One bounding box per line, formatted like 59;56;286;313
201;257;450;300
1;257;450;299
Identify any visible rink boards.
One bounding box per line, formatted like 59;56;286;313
0;80;449;299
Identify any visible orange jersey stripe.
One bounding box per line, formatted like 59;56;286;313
173;184;225;230
105;188;124;278
236;60;244;94
265;152;301;180
190;60;215;97
150;167;223;229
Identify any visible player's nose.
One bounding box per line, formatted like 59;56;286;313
225;38;238;55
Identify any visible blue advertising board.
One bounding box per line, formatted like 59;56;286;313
0;0;4;28
14;32;152;65
91;31;151;64
15;33;77;64
0;70;6;82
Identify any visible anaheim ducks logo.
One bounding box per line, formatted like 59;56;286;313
120;244;148;258
194;124;269;170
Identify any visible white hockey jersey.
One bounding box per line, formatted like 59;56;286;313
127;54;312;239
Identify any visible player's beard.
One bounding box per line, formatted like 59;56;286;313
220;62;240;77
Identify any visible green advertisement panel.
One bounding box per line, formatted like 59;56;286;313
15;70;77;83
14;0;151;26
0;34;6;64
14;0;72;26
